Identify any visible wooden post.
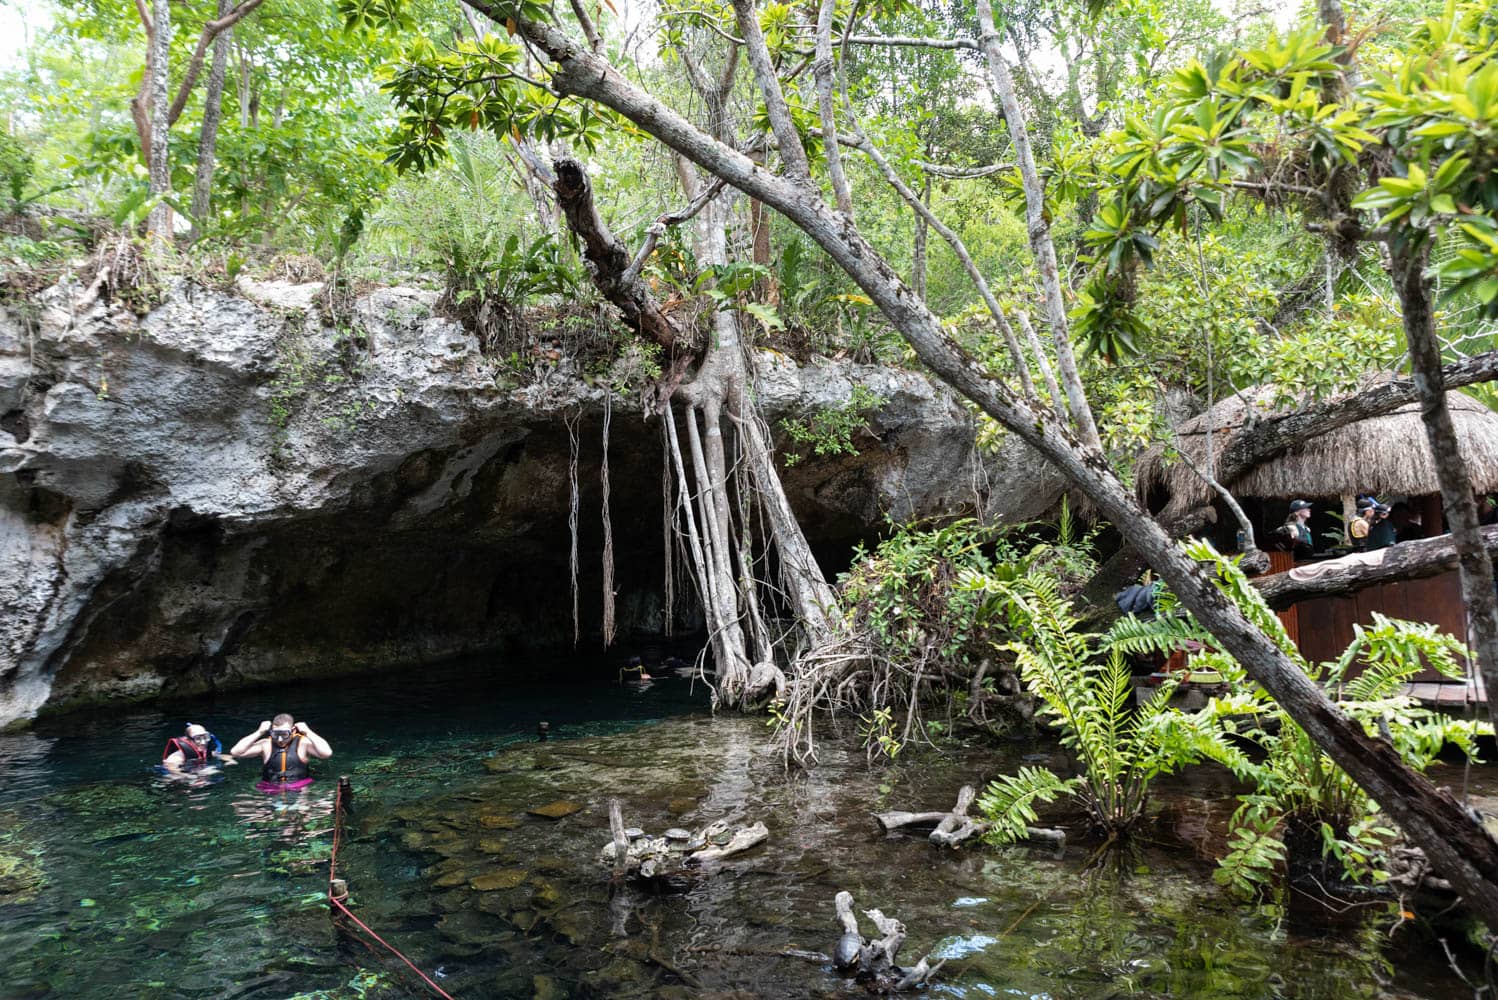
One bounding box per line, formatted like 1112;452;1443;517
609;798;628;878
337;775;353;814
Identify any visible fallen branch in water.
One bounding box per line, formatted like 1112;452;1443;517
832;889;945;992
876;784;1066;858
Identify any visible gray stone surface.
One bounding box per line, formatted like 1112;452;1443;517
0;279;1060;724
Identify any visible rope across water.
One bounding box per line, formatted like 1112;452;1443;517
328;780;457;1000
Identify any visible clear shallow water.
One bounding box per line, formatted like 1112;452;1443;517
0;656;1478;999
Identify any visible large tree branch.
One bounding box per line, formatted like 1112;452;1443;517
839;113;1036;401
1254;527;1498;608
167;0;266;127
974;1;1102;453
501;6;1498;923
813;0;853;216
550;158;697;407
730;0;811;183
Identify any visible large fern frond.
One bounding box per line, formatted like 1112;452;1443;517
976;766;1084;845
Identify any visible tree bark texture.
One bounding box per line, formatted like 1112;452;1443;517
145;0;173;239
189;0;233;241
1392;242;1498;732
501;11;1498;922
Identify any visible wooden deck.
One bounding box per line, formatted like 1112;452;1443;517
1402;671;1487;710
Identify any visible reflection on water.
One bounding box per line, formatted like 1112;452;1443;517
0;654;1480;999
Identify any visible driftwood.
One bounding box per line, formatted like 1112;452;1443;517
598;811;768;879
690;821;769;861
609;798;629;879
832;890;945;992
876;784;1067;858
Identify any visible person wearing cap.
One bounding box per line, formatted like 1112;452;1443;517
1276;499;1314;555
1365;501;1397;551
161;722;236;773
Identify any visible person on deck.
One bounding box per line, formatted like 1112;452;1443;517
161;722;236;773
1276;499;1315;556
1365;502;1397;551
1349;499;1373;551
229;714;333;786
1391;502;1424;543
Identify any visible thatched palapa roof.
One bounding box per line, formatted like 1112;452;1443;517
1136;383;1498;510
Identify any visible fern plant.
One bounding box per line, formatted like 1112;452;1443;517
1117;540;1492;897
974;573;1216;842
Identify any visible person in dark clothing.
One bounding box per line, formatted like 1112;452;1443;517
1365;502;1397;551
1390;502;1424;542
1115;580;1161;619
1274;499;1315;555
229;713;333;784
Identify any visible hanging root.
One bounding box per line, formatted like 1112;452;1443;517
567;407;582;647
601;390;616;648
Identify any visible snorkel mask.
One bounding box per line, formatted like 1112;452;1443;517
269;727;295;745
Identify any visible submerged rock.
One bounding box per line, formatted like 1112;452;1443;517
527;800;582;820
470;868;528;891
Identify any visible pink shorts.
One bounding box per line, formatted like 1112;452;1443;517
257;778;315;793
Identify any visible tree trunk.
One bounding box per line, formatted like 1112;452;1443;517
1254;527;1498;608
1391;241;1498;732
553;155;833;706
912;175;929;302
511;15;1498;921
145;0;173;240
189;0;233;242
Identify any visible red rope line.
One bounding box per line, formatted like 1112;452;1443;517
329;896;457;1000
328;781;457;1000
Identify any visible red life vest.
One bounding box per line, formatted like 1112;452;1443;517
163;736;209;767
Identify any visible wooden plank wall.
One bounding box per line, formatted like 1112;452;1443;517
1293;568;1466;678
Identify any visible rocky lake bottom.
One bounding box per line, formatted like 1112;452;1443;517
0;655;1484;999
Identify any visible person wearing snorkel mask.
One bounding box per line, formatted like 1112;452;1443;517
229;713;333;788
161;722;236;773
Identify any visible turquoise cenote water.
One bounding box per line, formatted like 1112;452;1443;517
0;655;1476;999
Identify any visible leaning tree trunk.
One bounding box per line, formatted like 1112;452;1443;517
189;0;233;241
509;14;1498;923
145;0;174;240
1391;241;1498;731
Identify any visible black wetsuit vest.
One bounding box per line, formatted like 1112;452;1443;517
262;735;310;782
163;736;210;769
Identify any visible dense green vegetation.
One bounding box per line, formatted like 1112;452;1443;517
7;0;1498;933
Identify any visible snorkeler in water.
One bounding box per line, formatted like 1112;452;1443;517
229;714;333;789
161;722;237;773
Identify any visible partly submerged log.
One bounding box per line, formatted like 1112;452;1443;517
832;890;945;992
597;810;768;879
876;784;1066;858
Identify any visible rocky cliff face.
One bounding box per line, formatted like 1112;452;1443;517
0;277;1062;725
